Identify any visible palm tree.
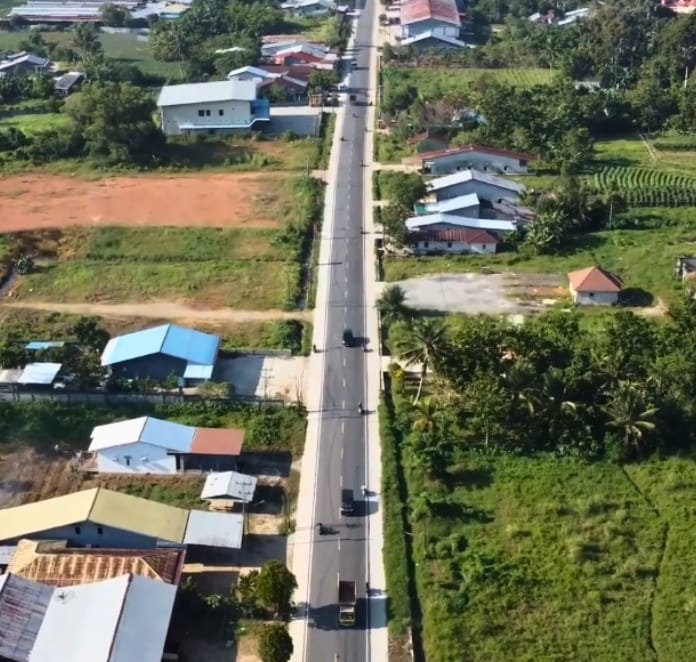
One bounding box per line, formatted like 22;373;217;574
602;381;658;457
393;319;447;403
377;285;409;326
411;397;441;433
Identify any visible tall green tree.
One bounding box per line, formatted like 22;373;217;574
71;23;102;59
255;561;297;619
258;624;293;662
65;83;165;164
393;319;447;403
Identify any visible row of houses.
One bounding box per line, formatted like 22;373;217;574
8;0;189;23
0;470;259;661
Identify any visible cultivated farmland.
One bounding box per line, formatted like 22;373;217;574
593;167;696;206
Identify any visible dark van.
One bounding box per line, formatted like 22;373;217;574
340;488;355;515
342;328;355;347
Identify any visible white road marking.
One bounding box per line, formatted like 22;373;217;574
342;377;346;388
341;421;345;434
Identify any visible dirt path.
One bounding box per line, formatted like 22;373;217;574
3;301;311;323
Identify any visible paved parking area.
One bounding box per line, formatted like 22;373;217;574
216;356;308;402
393;272;565;314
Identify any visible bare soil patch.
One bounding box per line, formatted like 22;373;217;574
0;173;288;232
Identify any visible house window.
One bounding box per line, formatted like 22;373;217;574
423;241;429;248
589;292;595;298
208;129;216;135
197;109;204;117
205;109;211;117
482;244;487;249
520;159;528;166
97;526;103;535
74;526;81;535
219;109;224;116
447;242;452;248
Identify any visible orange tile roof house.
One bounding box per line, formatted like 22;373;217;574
567;266;622;305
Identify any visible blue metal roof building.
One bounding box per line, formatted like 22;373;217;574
101;324;220;385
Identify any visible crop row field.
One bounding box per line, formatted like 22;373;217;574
593;167;696;207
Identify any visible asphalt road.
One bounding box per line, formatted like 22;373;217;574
305;3;376;661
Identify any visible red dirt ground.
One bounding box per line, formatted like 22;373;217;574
0;173;285;231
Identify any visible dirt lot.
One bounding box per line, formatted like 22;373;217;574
393;272;566;315
0;173;287;231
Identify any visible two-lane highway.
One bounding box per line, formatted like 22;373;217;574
304;2;376;660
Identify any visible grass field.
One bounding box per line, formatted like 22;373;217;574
0;111;71;134
0;30;182;78
385;216;696;303
12;227;291;309
409;452;670;662
382;66;555;100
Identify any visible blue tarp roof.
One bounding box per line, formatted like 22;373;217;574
100;324;220;367
17;362;62;385
25;341;66;350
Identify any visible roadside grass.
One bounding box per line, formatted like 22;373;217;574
80;474;206;510
0;111;71;134
165;134;321;173
13;226;289;309
376;134;412;164
384;219;696;303
220;319;308;355
409;453;664;662
626;457;696;661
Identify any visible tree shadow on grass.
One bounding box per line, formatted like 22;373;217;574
620;287;654;307
444;466;494;490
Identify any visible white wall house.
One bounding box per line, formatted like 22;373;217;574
567;266;622;306
156;80;270;136
407;229;498;255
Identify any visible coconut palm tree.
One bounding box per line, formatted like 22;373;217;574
602;381;658;457
393;319;447;403
411;397;441;433
377;285;409;327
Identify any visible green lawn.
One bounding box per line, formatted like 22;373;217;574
410;453;668;662
383;66;555;100
0;30;183;79
13;227;291;309
385;214;696;303
0;111;71;134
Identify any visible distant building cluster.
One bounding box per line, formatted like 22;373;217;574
527;6;590;27
8;0;189;24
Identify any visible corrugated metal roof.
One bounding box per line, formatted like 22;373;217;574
17;363;61;385
0;490;98;542
9;539;185;587
182;363;214;380
88;489;189;544
191;427;244;456
408;228;499;244
201;471;257;502
0;488;189;545
0;573;53;661
29;574;176;662
100;324;220;367
0;545;17;564
157;80;257;107
183;511;244;549
400;0;460;25
89;416;195;453
428;169;526;193
406;213;516;233
25;342;65;351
